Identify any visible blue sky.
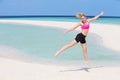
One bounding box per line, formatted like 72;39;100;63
0;0;120;16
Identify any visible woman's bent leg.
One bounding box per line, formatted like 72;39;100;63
55;40;77;57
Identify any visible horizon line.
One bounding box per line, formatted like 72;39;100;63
0;15;120;18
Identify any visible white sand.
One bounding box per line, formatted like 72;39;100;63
0;58;120;80
0;20;120;80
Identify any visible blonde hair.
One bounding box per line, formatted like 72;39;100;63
76;13;86;18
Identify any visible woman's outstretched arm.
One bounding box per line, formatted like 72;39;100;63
88;11;104;22
63;23;81;34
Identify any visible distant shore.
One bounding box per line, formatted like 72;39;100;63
0;15;120;18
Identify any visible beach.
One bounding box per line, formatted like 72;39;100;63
0;20;120;80
0;57;120;80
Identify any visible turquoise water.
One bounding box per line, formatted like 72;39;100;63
1;16;120;25
0;17;120;67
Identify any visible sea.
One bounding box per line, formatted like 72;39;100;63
0;16;120;67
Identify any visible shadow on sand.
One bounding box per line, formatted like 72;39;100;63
60;66;103;72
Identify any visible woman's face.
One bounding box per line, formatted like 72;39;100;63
81;16;87;22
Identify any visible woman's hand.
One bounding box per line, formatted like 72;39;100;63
100;11;104;16
62;31;67;34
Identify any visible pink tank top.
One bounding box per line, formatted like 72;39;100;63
81;21;90;30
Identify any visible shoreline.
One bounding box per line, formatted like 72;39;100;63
0;20;120;52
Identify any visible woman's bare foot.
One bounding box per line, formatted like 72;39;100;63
54;51;61;57
85;61;90;66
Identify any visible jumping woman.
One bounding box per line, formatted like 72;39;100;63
54;11;104;66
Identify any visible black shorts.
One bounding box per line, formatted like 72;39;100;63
75;33;86;44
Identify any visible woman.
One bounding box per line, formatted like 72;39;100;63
54;11;104;66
